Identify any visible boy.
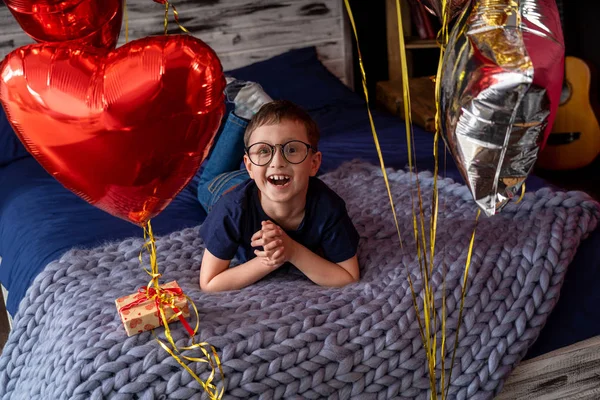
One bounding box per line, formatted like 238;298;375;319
197;80;360;292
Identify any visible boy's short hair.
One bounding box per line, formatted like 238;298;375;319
244;100;320;149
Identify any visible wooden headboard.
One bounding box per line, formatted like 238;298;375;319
0;0;354;88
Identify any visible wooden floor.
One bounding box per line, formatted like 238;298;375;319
499;336;600;399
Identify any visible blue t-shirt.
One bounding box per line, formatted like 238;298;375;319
200;177;359;264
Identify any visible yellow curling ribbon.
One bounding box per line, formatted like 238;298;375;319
431;0;449;397
345;0;480;398
516;182;526;204
430;1;480;398
392;0;441;395
444;209;480;399
156;0;191;35
123;0;129;43
344;0;430;352
122;4;223;397
344;0;432;376
343;0;404;251
139;221;224;400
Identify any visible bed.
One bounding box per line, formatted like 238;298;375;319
1;0;599;399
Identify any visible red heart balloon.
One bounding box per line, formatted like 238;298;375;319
4;0;122;48
0;35;225;225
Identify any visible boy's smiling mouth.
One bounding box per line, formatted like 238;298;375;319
267;174;291;187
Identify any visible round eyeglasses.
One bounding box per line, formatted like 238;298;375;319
245;140;316;166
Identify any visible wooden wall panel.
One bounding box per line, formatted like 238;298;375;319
0;0;353;87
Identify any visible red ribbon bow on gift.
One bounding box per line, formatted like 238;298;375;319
118;285;194;336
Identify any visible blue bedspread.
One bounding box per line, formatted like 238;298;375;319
0;47;597;359
0;99;440;314
0;157;204;313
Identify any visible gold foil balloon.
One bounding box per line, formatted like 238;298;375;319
419;0;471;20
440;0;564;216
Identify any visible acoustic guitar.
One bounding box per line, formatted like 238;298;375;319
537;56;600;170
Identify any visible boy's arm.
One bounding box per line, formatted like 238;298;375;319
290;245;359;287
199;249;279;292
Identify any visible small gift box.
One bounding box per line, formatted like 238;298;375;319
115;280;191;337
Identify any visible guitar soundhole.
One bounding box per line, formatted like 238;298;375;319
559;81;572;105
547;132;581;146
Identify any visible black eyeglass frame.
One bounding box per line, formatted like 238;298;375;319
244;140;317;166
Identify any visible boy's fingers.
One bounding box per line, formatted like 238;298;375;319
251;230;262;241
254;234;277;248
271;248;284;261
255;249;278;260
263;240;281;251
264;247;278;258
259;256;276;267
260;258;274;267
264;259;275;267
261;225;276;232
262;221;282;231
262;229;281;239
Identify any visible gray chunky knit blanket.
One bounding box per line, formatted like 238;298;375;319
1;161;599;400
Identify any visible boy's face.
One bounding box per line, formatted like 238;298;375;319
243;119;322;205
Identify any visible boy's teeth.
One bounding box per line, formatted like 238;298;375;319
268;175;290;186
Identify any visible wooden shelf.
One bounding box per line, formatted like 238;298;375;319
376;78;437;133
387;0;442;80
404;38;440;49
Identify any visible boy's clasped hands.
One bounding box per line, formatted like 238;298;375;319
251;221;295;269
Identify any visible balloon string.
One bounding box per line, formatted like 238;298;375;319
140;220;225;399
344;0;430;388
341;1;404;249
391;0;440;395
345;0;478;398
445;209;480;400
434;0;450;396
124;0;129;43
156;0;191;35
163;1;169;35
516;182;526;204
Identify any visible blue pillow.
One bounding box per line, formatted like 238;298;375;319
194;46;360;183
0;105;29;166
225;46;361;110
